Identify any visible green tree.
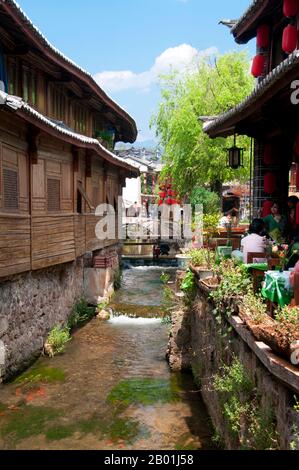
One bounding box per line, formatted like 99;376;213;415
151;52;254;197
189;187;220;215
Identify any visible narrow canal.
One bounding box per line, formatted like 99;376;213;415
0;264;214;450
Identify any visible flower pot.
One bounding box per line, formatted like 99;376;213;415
175;254;191;270
193;266;213;280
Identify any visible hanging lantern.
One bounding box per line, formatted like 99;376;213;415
166;198;172;206
159;191;166;199
251;54;265;77
158;200;163;206
264;143;276;165
257;24;270;49
264;173;276;194
283;0;299;18
262;200;273;217
296;202;299;225
282;24;298;53
227;135;244;169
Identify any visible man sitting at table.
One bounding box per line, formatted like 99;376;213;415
233;219;266;263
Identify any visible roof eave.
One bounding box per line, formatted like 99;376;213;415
0;93;139;175
231;0;273;45
204;50;299;139
1;0;138;143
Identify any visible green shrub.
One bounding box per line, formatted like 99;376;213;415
243;290;268;324
45;326;71;356
211;262;251;316
181;270;197;305
68;298;96;330
214;358;254;396
189;187;220;215
188;248;216;269
213;358;278;449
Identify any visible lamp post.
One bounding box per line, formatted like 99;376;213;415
227;135;244;170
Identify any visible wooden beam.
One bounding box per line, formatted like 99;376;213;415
78;182;94;210
4;45;30;56
27;126;40;165
86;151;92;178
72;147;79;173
48;73;72;84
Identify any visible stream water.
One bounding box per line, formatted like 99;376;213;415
0;264;214;450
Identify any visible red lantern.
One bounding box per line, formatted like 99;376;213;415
166;198;172;206
263;144;276;165
159;192;166;199
282;24;298;53
296;202;299;225
283;0;299;17
257;24;270;48
264;173;276;194
158;199;164;206
251;54;265;77
262;200;273;217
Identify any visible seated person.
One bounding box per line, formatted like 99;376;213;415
219;213;232;228
263;201;287;244
240;219;266;263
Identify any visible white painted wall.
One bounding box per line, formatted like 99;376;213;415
123;176;141;207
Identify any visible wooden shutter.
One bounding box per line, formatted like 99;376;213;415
47;178;60;212
3;168;19;210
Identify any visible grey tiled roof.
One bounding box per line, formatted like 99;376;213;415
204;50;299;135
231;0;264;36
1;0;137;140
0;91;140;172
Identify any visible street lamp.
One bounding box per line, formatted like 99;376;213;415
227;135;244;170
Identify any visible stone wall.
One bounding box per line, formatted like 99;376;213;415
168;286;299;450
0;257;84;381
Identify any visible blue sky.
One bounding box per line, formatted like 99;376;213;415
18;0;255;143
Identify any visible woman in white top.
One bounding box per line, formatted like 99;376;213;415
241;219;266;263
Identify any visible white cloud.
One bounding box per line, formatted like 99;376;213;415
94;44;218;94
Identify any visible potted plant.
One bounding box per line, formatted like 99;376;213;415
176;249;192;270
188;248;216;280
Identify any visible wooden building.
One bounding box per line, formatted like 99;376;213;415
204;0;299;217
0;0;138;280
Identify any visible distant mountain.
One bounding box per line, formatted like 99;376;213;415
115;139;160;151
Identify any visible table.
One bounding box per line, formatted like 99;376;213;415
244;263;268;272
261;270;294;307
244;263;268;293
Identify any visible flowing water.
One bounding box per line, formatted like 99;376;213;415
0;264;215;450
